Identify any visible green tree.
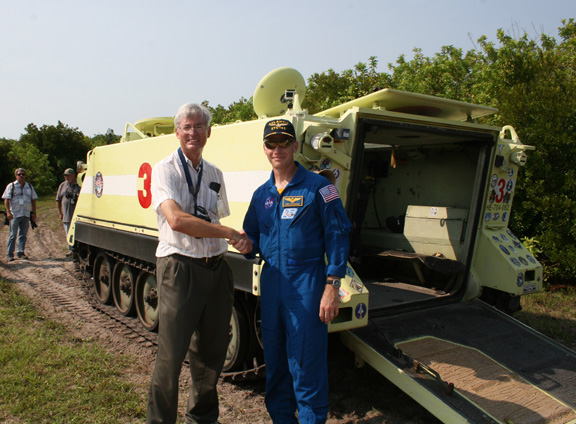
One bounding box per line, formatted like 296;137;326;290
208;98;257;125
19;121;91;184
89;131;121;149
0;138;18;192
304;57;392;114
7;142;56;195
389;46;493;111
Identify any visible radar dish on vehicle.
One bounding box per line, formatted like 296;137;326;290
253;67;306;119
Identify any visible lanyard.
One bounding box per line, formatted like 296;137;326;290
177;147;203;203
10;182;27;197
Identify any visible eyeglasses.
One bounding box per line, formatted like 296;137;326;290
178;125;207;134
17;173;26;176
264;139;294;149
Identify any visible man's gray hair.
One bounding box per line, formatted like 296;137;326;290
174;103;212;128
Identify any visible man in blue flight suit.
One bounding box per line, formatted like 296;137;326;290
232;119;352;423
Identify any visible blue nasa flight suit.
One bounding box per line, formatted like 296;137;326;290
243;162;352;424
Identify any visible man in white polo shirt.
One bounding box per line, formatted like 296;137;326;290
147;103;251;424
3;167;38;261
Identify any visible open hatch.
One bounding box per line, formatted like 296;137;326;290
348;117;495;314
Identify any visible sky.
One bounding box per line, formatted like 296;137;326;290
1;0;573;140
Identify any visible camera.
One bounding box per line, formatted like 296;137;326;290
281;89;295;103
192;205;211;223
30;212;37;229
65;190;76;199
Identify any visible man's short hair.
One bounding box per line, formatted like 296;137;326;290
174;103;212;128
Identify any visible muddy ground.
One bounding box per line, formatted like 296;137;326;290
0;218;439;424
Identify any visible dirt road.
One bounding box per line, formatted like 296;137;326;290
0;218;439;424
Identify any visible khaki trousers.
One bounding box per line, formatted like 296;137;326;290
147;254;234;424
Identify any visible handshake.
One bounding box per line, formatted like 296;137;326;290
228;230;253;255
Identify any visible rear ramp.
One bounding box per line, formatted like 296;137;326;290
341;300;576;424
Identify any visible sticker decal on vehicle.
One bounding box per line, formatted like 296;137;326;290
95;172;104;198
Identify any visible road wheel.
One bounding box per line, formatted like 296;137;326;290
76;243;90;274
135;271;159;332
92;252;114;305
223;297;250;372
112;263;136;316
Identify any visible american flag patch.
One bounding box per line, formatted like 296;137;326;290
319;185;340;203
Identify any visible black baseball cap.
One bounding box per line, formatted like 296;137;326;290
263;119;296;140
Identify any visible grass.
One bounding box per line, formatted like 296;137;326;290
517;286;576;350
0;278;147;424
33;194;70;256
36;194;65;232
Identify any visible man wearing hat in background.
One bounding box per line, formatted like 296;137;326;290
56;168;80;256
233;119;352;423
3;168;38;261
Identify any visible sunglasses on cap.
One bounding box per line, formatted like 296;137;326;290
264;139;294;149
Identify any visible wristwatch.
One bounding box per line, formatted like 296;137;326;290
327;279;341;288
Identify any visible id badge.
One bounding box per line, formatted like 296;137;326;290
217;198;225;218
19;199;24;206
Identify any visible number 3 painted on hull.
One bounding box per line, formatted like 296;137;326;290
138;163;152;209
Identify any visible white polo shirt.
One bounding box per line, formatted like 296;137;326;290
151;150;230;259
2;181;38;218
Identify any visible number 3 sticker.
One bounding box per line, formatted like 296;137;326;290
494;178;506;203
138;163;152;208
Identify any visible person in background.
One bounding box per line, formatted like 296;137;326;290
232;119;352;424
147;103;252;424
56;168;81;257
2;168;38;261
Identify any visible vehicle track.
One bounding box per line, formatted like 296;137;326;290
85;250;265;380
38;265;159;348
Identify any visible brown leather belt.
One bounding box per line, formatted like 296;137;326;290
190;254;224;269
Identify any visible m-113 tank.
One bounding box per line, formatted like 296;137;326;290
69;68;576;423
